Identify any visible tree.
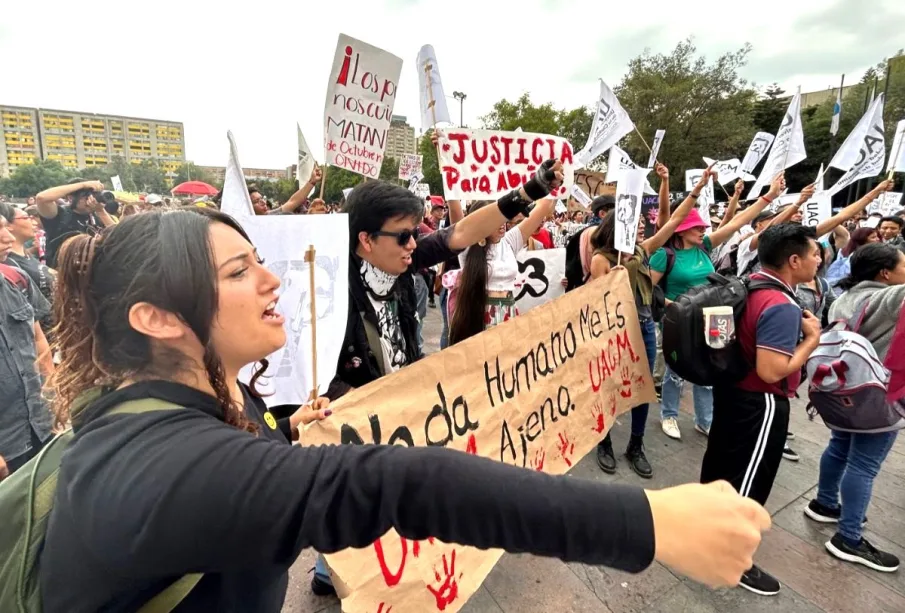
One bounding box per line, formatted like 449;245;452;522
418;129;443;197
480;93;593;147
0;159;75;198
173;163;218;188
320;166;363;203
130;160;168;194
379;157;401;185
615;40;758;189
752;84;787;136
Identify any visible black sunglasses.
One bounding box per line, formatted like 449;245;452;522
371;227;420;246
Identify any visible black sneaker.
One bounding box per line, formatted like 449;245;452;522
782;445;800;462
826;534;900;572
786;431;795;440
625;435;653;479
804;500;869;526
596;439;617;474
311;575;337;597
738;565;781;596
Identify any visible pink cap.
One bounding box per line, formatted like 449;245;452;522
675;209;710;234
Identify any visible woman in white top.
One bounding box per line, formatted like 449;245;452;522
447;198;556;345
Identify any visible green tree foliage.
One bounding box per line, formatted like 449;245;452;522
379;157;401;185
0;159;76;197
130;160;169;194
320;166;364;203
173;162;218;188
419;130;443;196
616;40;758;190
480;93;593;148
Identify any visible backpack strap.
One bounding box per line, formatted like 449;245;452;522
136;574;204;613
659;247;676;287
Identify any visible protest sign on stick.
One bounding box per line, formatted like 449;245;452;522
221;132;349;404
417;45;451;130
614;168;649;256
296;124;317;195
574;80;634;169
827;95;885;197
111;175;123;192
569;184;593;209
323;34;403;180
748;90;806;200
605;146;655;195
514;248;566;312
398;154;424;180
306;269;654;613
436;128;574;200
686;169;714;222
740;132;775;177
646;129;665;169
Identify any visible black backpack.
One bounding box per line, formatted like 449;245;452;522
661;273;795;387
564;227;590;291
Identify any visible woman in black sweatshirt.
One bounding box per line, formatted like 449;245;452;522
41;207;770;612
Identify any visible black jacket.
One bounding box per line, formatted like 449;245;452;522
41;381;655;612
328;225;459;398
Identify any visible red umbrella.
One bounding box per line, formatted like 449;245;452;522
171;181;219;196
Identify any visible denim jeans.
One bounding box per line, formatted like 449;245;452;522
601;317;658;446
439;287;450;350
314;553;332;585
816;429;898;544
660;364;713;430
414;274;428;353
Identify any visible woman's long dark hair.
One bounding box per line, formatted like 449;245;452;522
51;207;262;433
449;201;494;346
837;242;903;291
842;227;880;257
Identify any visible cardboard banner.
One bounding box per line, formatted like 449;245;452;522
111;175;123;192
574;79;634;169
305;270;654;613
514;248;566;312
605;146;655;195
828;94;885;197
220;132;349;403
398;154;424;180
646;129;665;169
741;131;775;174
748;91;806;200
324;34;403;179
296;123;316;186
416;44;452;130
685;169;714;221
615;168;648;254
436;128;574;200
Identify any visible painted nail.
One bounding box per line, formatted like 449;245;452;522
324;410;333;417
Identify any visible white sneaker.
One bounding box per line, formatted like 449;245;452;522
661;418;681;440
695;423;710;437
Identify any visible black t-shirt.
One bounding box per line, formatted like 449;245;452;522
6;252;53;303
40;205;101;267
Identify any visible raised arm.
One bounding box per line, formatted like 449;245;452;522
447;161;563;251
642;166;713;254
747;184;817;251
709;172;786;248
35;179;104;219
655;163;671;230
447;199;464;224
815;180;893;238
518;198;556;242
279;166;322;214
717;180;745;230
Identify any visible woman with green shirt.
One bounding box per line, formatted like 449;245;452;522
650;172;786;441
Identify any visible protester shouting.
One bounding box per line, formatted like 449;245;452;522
35;178;116;267
35;207;774;612
806;242;905;573
447;197;556;346
587;170;698;478
650;170;786;441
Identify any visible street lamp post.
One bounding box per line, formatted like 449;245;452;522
452;91;467;127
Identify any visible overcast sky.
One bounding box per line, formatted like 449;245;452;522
2;0;902;169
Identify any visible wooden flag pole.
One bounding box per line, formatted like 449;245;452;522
633;127;654;158
304;245;318;400
318;165;328;199
424;62;439;128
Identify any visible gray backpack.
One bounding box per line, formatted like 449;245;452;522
806;306;905;433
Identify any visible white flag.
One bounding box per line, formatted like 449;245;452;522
748;91;807;200
614;168;648;255
569;184;593;208
605;146;656;195
827;94;885;197
221;131;255;219
830;88;842;136
702;157;744;186
110;175;123;192
574;79;634;169
887;119;905;174
646;129;665;169
829;94;882;172
416;45;451;130
295;124;316;187
814;164;825;192
741;131;775;175
686;169;715;224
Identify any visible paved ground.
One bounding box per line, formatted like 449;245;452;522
283;306;905;613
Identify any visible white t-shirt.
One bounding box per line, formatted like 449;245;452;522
458;226;526;292
736;235;761;275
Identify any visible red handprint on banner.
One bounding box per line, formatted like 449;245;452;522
634;373;646;391
620;366;633;398
427;550;462;611
374;536;436;587
530;448;546;471
376;604;392;613
557;432;576;467
591;401;606;434
609;393;618;417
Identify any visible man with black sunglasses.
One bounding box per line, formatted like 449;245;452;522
312;160;563;596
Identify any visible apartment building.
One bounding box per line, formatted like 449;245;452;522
386;115;417;161
0;104;186;178
199;166;290;183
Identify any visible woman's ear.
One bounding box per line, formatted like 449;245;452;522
127;302;187;341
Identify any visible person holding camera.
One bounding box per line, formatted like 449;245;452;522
35;178;117;267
